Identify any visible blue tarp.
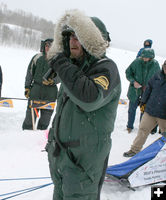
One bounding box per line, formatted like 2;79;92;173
106;136;166;177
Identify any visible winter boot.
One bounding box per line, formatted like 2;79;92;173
123;150;136;157
127;127;132;133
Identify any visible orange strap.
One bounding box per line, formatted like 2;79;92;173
34;108;39;117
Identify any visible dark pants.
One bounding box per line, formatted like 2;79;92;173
47;132;111;200
127;97;140;129
22;107;54;130
48;148;109;200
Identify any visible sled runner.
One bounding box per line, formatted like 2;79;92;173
106;135;166;189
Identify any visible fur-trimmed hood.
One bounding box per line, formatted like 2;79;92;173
48;9;110;60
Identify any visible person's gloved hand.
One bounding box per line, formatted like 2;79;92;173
140;102;146;113
25;88;30;98
42;78;55;86
49;53;69;73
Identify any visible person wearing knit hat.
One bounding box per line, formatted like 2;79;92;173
45;9;121;200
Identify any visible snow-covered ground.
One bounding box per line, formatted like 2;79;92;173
0;46;165;200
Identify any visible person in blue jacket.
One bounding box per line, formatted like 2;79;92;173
0;66;2;97
136;39;153;58
124;60;166;157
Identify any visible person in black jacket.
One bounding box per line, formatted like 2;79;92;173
123;60;166;157
0;66;2;97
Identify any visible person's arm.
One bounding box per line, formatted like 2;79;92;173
154;60;161;72
136;48;143;58
25;54;39;88
141;78;153;104
139;78;153;113
24;54;40;98
125;59;142;88
49;54;121;112
0;66;2;88
125;60;137;84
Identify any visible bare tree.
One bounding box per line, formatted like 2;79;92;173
0;3;55;50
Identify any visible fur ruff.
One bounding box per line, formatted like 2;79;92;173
47;9;109;60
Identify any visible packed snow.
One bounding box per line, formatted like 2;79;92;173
0;46;165;200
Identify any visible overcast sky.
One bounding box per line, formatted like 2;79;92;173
0;0;166;57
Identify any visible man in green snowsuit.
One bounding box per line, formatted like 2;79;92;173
46;10;121;200
22;39;58;130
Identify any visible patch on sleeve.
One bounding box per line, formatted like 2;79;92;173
93;76;109;90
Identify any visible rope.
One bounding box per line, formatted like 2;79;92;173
0;177;51;181
0;182;53;200
0;176;120;199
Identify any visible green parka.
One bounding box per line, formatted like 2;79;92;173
25;53;58;101
46;10;121;199
126;57;160;102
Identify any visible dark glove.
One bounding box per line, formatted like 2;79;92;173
140;103;146;113
49;53;69;73
42;78;55;86
25;88;30;98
